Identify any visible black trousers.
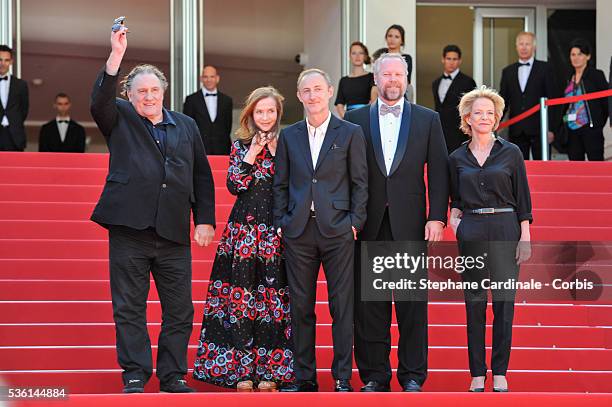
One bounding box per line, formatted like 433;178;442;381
108;225;194;385
456;212;520;377
567;125;604;161
0;126;21;151
354;210;428;386
509;131;548;160
283;216;354;381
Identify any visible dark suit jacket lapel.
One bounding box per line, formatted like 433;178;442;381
389;100;412;176
369;102;387;177
523;60;538;95
443;74;462;106
7;76;17;107
314;115;341;172
296;120;314;174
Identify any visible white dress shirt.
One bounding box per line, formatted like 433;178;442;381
201;87;218;122
517;56;534;93
307;111;332;210
56;117;70;142
0;74;10;127
378;98;403;175
438;68;459;103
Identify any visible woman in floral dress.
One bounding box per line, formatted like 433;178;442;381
193;87;294;391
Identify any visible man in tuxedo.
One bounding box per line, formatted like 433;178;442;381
432;45;476;153
345;53;449;392
39;93;86;153
499;31;561;160
0;45;29;151
183;65;233;155
273;68;368;392
91;26;216;394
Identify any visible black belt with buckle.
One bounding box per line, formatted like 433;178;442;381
310;210;316;218
469;207;515;215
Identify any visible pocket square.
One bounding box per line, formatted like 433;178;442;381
331;143;341;150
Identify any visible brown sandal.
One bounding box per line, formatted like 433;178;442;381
237;380;254;392
257;381;277;392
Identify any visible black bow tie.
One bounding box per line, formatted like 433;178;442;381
0;76;7;81
442;75;452;80
205;93;217;97
57;120;69;124
518;62;531;67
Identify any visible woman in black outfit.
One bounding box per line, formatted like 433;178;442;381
335;41;377;118
561;39;609;161
449;86;533;393
383;24;414;101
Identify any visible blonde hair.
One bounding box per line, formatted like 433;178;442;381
458;86;505;135
516;31;536;46
297;68;332;89
235;87;284;143
120;64;168;98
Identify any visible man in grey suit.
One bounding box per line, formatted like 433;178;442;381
273;68;368;392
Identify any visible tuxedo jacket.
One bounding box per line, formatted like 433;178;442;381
344;101;449;241
273;114;368;239
90;68;216;245
499;59;562;136
0;75;29;149
432;71;476;153
38;119;86;153
183;90;233;155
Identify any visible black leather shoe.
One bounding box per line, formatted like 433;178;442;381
160;377;196;393
334;379;353;392
123;378;145;394
360;381;391;392
279;380;318;392
401;379;422;392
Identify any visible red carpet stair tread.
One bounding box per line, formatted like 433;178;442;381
0;152;611;397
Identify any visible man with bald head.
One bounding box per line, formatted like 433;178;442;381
183;65;233;155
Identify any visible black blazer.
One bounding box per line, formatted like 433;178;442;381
0;75;29;150
38;119;86;153
562;66;609;129
90;68;216;245
183;90;233;155
273;114;368;239
345;101;449;241
499;59;562;136
432;71;476;153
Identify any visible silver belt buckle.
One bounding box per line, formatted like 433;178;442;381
480;208;495;214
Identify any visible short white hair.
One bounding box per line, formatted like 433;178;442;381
373;53;408;77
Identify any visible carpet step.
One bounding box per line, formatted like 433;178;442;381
2;324;609;348
1;301;610;326
1;259;608;282
2;369;612;393
2;346;611;372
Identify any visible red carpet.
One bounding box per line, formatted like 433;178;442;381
1;152;611;402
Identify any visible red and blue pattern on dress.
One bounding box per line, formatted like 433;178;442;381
193;140;294;388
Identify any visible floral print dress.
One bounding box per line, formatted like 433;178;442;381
193;140;294;388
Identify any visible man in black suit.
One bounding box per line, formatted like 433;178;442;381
499;31;561;160
0;45;29;151
432;45;476;153
345;53;449;393
39;93;86;153
183;65;233;155
273;68;368;392
91;26;216;394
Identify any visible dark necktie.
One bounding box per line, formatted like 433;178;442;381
380;104;401;117
0;76;7;81
518;62;531;67
205;93;217;97
442;75;452;80
57;120;69;124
